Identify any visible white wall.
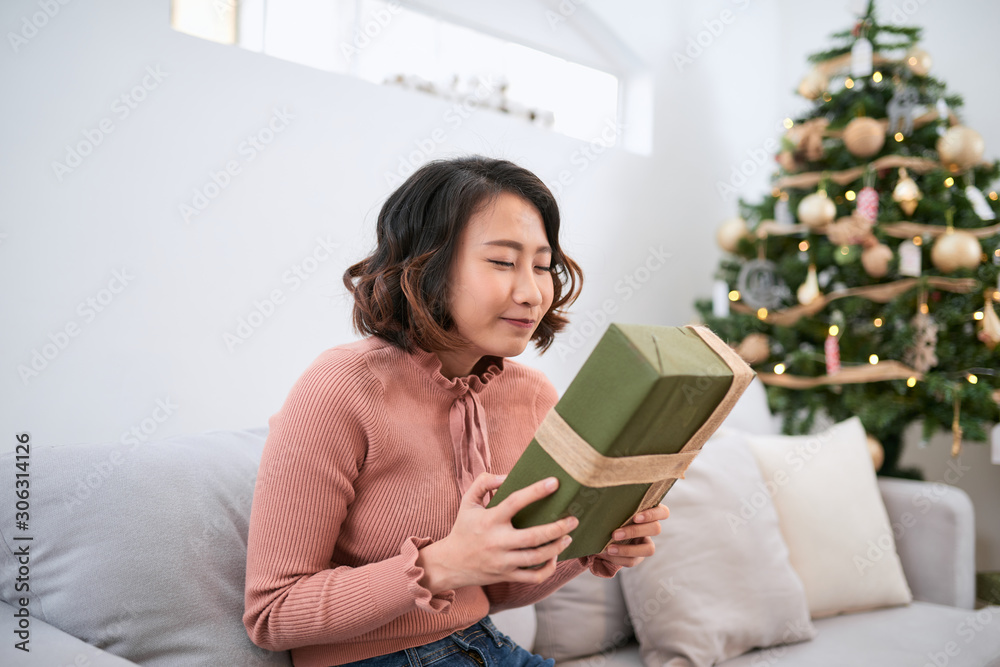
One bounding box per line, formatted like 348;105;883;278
2;0;998;565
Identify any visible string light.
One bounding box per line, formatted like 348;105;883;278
783;118;794;129
799;240;810;251
869;354;879;364
873;71;883;82
774;363;786;374
874;317;883;327
845;77;855;89
990;191;998;201
729;290;740;301
920;302;929;314
829;325;840;336
757;307;768;320
906;377;917;387
994;290;1000;301
944;177;955;187
968;374;978;384
845;190;856;201
822;93;832;102
894;132;904;142
913;236;923;246
840;246;851;255
974;311;985;321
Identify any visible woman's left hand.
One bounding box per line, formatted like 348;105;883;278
593;504;670;568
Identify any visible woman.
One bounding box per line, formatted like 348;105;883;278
243;155;669;667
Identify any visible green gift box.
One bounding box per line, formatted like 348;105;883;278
487;323;756;560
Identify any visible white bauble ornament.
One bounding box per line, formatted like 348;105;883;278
797;263;822;305
716;217;749;253
937;126;985;171
892;168;922;216
905;47;932;76
931;230;982;272
797;190;837;230
844;117;885;158
861;243;893;278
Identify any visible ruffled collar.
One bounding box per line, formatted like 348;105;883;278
407;344;505;395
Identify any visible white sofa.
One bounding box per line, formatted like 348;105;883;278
2;380;999;666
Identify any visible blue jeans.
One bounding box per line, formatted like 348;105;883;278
335;616;555;667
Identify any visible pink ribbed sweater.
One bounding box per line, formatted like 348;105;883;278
243;335;621;667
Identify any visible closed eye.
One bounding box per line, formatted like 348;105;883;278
489;260;553;271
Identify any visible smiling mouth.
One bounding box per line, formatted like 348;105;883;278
502;318;535;327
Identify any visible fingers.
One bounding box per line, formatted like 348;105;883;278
493;476;561;521
509;533;574;569
460;472;507;508
506;514;578;550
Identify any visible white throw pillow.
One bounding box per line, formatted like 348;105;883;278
533;569;633;661
742;416;913;618
618;431;816;667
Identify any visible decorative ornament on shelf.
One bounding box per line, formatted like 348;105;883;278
798;67;829;100
887;86;920;136
797;263;822;305
861;242;894;278
844;116;885;158
798;188;837;230
866;434;885;471
978;290;1000;350
892;167;922;216
905;46;933;76
735;333;771;365
937;125;985;171
737;259;789;309
716;217;749;253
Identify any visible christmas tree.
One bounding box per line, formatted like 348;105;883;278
696;0;1000;477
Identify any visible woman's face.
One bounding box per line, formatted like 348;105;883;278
440;191;555;378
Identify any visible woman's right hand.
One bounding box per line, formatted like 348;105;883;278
415;472;579;593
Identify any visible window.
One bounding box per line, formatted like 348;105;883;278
170;0;651;154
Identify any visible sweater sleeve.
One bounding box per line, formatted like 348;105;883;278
482;373;623;613
243;351;453;652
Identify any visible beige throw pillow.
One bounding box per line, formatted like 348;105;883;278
742;416;912;618
618;431;816;667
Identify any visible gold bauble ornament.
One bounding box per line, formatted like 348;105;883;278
797;190;837;230
930;229;982;272
861;242;894;278
736;333;771;365
866;435;885;471
798;67;829;100
892;168;922;217
716;217;749;253
796;263;821;305
905;47;932;76
827;214;874;246
978;293;1000;350
843;117;886;158
936;126;985;171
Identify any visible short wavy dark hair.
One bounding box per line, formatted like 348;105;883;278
343;155;583;355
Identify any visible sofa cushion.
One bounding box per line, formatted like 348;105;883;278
742;417;913;619
717;602;1000;667
0;427;290;667
533;569;633;661
618;430;816;667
